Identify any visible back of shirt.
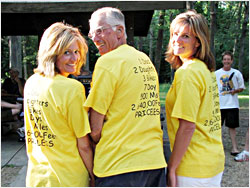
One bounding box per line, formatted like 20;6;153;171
85;44;167;177
166;58;225;178
24;74;90;187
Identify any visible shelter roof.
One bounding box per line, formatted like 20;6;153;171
1;1;186;36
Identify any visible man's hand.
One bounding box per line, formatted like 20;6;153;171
230;88;244;95
14;76;21;83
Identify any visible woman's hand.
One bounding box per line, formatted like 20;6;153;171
89;177;95;187
167;168;177;187
166;119;196;187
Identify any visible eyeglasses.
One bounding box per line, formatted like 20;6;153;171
88;25;117;39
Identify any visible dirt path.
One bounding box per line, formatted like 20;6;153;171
1;108;249;187
221;108;249;187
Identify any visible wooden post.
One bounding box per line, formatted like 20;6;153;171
126;12;134;46
85;50;90;71
9;36;22;77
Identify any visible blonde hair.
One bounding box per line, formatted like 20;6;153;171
35;22;88;77
165;10;215;72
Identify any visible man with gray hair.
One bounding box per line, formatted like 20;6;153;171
84;7;167;186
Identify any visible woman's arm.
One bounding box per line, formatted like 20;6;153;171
167;119;196;187
77;135;95;186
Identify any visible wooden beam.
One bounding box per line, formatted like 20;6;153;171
1;1;186;13
126;11;134;46
9;36;22;77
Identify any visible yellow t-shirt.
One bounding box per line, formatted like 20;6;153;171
84;44;167;177
166;58;225;178
24;74;91;187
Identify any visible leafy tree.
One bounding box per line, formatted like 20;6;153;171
22;36;38;79
1;1;249;82
1;36;9;82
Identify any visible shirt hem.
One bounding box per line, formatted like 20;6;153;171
94;164;167;178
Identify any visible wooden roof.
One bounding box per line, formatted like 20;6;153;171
1;1;186;36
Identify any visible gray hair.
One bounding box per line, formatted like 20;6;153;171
89;7;127;38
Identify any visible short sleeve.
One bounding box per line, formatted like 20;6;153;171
171;79;201;123
68;85;91;138
236;71;245;89
84;67;117;115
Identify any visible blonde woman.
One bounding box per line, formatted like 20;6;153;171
165;10;225;187
24;22;94;187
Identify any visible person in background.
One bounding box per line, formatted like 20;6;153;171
24;22;94;187
234;128;249;162
1;100;22;122
2;68;25;97
165;10;225;187
1;68;25;124
84;7;167;187
215;51;245;156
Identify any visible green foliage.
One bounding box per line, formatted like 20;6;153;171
1;2;248;82
159;83;171;106
22;36;38;66
133;1;248;83
22;36;38;77
1;36;10;81
239;97;249;108
5;164;16;168
86;38;99;72
160;82;249;108
213;1;249;80
239;82;249;95
1;36;38;80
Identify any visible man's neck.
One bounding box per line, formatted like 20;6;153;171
223;67;231;71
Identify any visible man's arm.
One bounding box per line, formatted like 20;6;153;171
89;108;105;144
231;88;244;95
77;135;95;186
14;77;25;97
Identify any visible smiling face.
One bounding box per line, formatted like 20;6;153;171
222;54;233;71
89;16;120;55
56;40;80;77
172;24;200;63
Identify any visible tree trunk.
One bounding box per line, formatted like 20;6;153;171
154;10;165;74
238;1;249;73
210;1;217;58
186;1;194;9
149;27;154;61
9;36;22;77
169;12;175;82
232;2;243;59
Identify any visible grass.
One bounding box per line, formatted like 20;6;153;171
159;83;170;107
160;82;249;109
5;164;16;168
239;82;249;96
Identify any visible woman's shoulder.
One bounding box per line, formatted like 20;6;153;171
56;75;83;87
178;59;205;72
